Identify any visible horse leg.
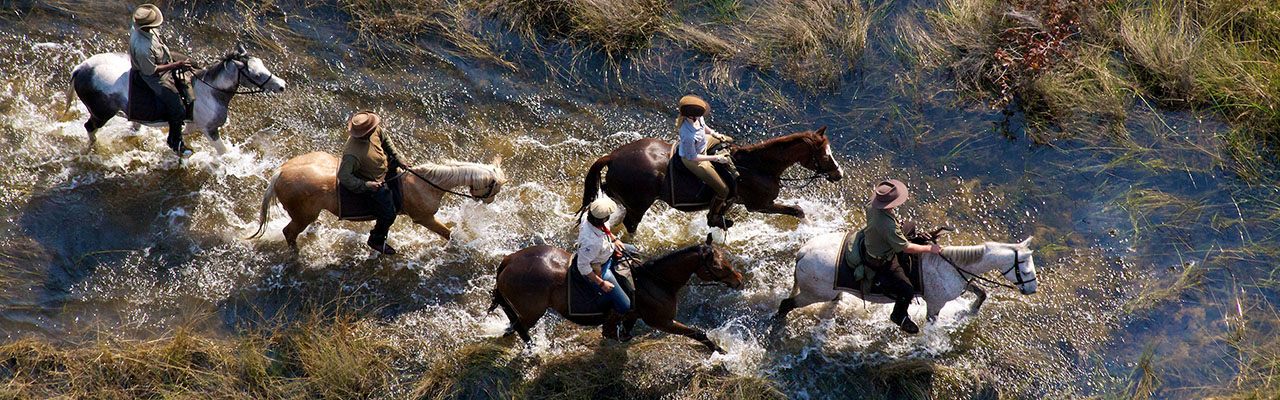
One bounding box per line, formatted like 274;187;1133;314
282;211;319;250
204;126;227;155
412;215;451;240
84;116;107;148
926;300;944;324
620;316;638;342
966;283;987;315
621;200;653;237
747;201;806;219
774;296;799;320
647;319;722;353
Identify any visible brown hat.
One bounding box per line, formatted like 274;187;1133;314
678;95;708;117
870;179;909;209
133;4;163;29
347;111;381;138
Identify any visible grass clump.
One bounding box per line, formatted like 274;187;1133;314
341;0;516;69
490;0;669;58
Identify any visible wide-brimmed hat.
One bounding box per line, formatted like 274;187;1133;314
870;179;909;209
347;111;381;138
678;95;708;117
133;4;163;29
588;198;618;220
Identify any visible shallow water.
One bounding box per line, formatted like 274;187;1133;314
1;0;1275;398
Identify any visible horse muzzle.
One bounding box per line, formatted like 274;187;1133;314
825;171;843;182
727;277;744;290
1020;285;1037;295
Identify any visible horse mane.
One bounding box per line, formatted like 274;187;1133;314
940;245;986;265
409;160;499;183
735;131;817;153
636;244;705;271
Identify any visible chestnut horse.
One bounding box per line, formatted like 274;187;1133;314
248;152;507;249
580;127;843;234
490;235;744;352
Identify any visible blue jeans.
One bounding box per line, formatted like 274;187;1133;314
596;259;631;314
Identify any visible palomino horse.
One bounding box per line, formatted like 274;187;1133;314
248;152;507;249
69;45;285;155
776;233;1037;326
490;235;744;352
580;127;843;234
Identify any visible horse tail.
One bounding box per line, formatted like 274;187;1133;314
245;169;281;240
579;153;612;215
65;66;82;116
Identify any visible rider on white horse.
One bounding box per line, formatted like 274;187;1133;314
861;179;944;334
129;4;195;155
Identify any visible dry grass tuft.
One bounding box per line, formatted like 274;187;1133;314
342;0;516;69
489;0;669;58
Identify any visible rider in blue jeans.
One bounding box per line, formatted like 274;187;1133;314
577;198;632;338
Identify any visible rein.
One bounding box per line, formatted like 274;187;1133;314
195;58;274;95
405;166;498;200
937;250;1031;291
740;145;838;190
631;245;732;289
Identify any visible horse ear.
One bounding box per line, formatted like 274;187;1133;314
705;233;713;246
491;155;503;167
815;126;827;137
236;43;248;56
1019;237;1033;247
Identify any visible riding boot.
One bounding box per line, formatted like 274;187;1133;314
890;299;919;334
602;310;623;341
367;185;398;255
706;198;734;229
167;120;190;156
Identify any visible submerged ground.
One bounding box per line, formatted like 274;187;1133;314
1;0;1278;398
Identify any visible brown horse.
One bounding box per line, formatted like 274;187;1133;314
580;127;843;234
489;235;744;352
248;152;507;249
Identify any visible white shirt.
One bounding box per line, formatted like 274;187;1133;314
576;217;616;276
678;119;718;160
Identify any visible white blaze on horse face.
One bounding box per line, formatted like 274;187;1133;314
824;140;843;175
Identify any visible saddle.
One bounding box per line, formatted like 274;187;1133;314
663;142;738;207
336;173;405;221
565;255;637;316
833;230;926;296
126;70;169;123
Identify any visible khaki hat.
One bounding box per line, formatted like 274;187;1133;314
678;95;708;117
588;198;618;220
347;111;381;138
133;4;163;29
870;179;909;209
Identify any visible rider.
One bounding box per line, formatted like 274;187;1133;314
577;197;632;336
129;4;195;155
676;95;736;229
337;111;407;255
860;179;943;334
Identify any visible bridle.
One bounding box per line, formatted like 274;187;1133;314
405;167;500;200
778;142;840;189
939;248;1033;292
692;245;738;287
195;57;276;95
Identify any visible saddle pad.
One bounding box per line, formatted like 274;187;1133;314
337;173;405;221
665;143;737;206
126;70;167;122
566;255;609;317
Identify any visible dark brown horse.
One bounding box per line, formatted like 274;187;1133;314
580;127;843;234
489;235;744;352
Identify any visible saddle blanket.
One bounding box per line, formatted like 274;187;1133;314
833;230;923;296
665;142;737;206
565;255;636;316
336;173;404;221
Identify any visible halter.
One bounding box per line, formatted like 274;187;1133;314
778;143;840;189
633;245;736;288
1001;249;1036;287
406;167;499;200
195;57;276;95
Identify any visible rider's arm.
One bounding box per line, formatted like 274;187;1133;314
903;243;942;254
380;131;407;171
337;155;374;192
678;122;728;163
577;244;613;291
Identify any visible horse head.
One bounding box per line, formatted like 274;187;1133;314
211;45;285;94
798;126;843;182
470;156;507;204
985;237;1037;295
695;233;744;290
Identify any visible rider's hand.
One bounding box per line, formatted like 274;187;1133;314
712;155;730;164
367;181;383;190
599;280;615;293
930;244;943;254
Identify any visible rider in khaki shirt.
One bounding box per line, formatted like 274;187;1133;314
337;111;406;255
129;4;194;155
859;179;942;334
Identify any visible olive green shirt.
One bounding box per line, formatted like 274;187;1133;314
337;130;405;192
128;27;172;93
860;204;909;261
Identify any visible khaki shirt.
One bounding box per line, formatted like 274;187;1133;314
337;129;405;192
128;27;173;92
860;204;908;261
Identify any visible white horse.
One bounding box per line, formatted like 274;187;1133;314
775;233;1037;326
68;44;285;155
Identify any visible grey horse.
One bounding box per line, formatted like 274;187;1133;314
68;44;285;155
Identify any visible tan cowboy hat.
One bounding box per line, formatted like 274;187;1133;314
347;111;381;138
588;198;618;220
870;179;909;209
133;4;163;29
678;95;709;117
